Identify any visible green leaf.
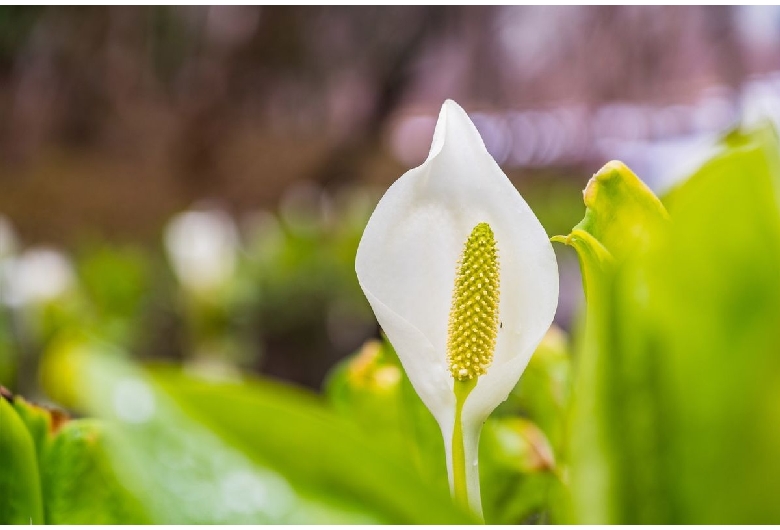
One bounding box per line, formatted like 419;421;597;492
75;351;382;523
75;244;152;345
11;397;54;464
552;160;668;298
151;367;472;524
479;416;559;524
568;160;668;260
42;341;473;524
325;335;573;524
324;338;448;491
555;160;669;524
0;396;44;524
565;125;780;523
633;123;780;523
42;419;149;524
497;326;572;454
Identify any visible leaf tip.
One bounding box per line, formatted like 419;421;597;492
583;160;630;206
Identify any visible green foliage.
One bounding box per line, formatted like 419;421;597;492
0;311;13;388
479;330;572;524
34;340;477;524
0;391;145;524
0;396;44;524
558;125;780;523
153;369;467;523
479;417;560;524
325;333;572;524
75;244;152;345
496;326;571;454
0;6;42;63
12;397;53;464
42;420;149;524
551;160;669;296
554;159;670;523
242;194;375;382
325;339;449;491
8;123;780;524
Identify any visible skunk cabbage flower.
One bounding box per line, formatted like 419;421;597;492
164;209;239;295
355;100;558;517
2;247;75;307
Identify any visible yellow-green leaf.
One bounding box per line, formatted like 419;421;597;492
0;397;44;524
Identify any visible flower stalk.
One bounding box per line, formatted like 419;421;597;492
452;378;477;515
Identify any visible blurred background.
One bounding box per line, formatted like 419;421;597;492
2;5;780;396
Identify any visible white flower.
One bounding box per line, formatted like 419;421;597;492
2;247;75;307
355;100;558;516
164;209;239;294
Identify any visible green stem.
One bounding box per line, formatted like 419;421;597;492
452;378;477;515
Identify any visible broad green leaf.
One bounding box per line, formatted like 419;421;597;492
554;160;669;524
635;123;780;523
565;125;780;523
0;396;44;524
41;340;473;524
49;345;384;523
42;419;149;524
6;388;148;524
151;367;473;524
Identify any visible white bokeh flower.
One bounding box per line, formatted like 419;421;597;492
2;247;75;307
164;209;239;294
355;100;558;516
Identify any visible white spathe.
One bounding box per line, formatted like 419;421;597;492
355;100;559;512
2;247;75;307
165;209;239;294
